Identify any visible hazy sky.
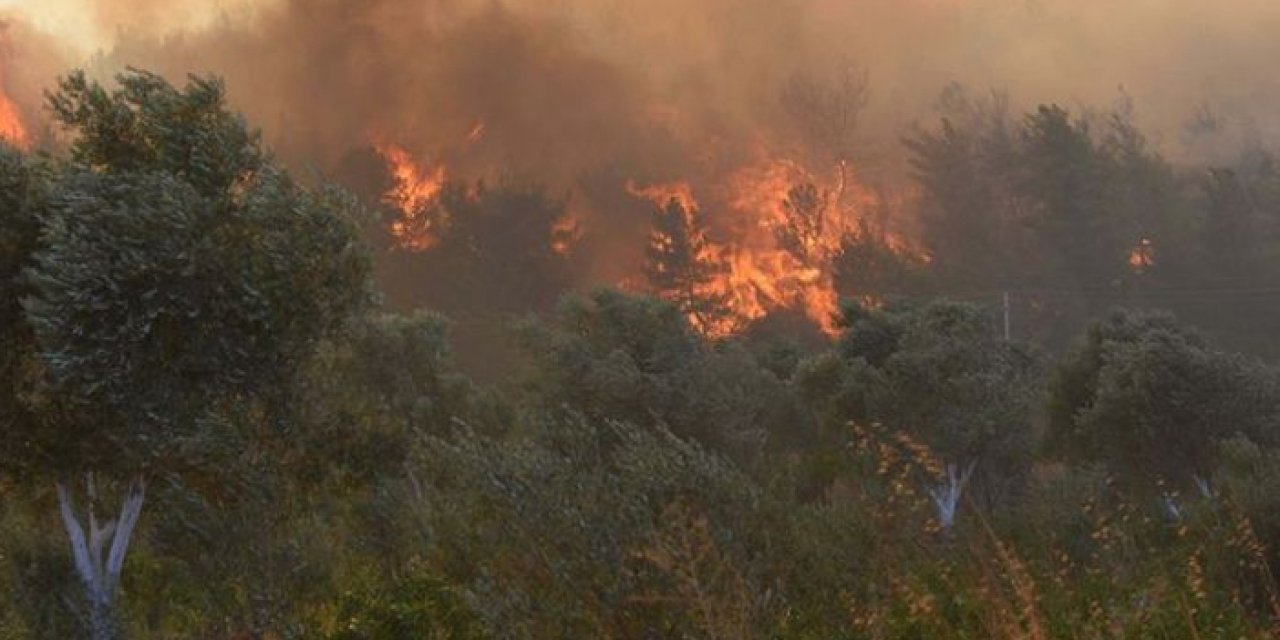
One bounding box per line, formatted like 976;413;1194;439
6;0;1280;168
0;0;268;52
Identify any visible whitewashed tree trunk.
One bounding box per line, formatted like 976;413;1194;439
927;460;976;532
1193;474;1214;499
1159;492;1182;521
57;475;146;640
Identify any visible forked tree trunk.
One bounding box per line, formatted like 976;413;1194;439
927;460;976;532
56;475;146;640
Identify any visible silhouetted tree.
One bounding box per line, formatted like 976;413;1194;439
781;65;869;201
385;180;574;317
644;198;734;335
776;183;827;263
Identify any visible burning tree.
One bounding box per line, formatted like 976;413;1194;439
775;182;829;263
644;197;735;336
780;65;868;202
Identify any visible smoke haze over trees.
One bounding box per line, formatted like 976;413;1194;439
9;2;1280;638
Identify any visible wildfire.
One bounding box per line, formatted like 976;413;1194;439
551;210;582;257
627;152;927;338
374;141;446;251
626;179;697;213
0;82;28;149
373;123;922;339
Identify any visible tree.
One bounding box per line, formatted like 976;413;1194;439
10;69;371;638
382;180;575;317
775;183;828;263
377;179;576;381
831;220;927;302
1046;310;1280;494
296;311;501;489
874;301;1042;527
907;93;1189;349
780;65;869;202
0;144;49;481
799;300;1043;528
904;85;1024;293
517;290;799;457
643;198;734;336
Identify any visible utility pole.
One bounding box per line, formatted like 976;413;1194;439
1002;291;1011;341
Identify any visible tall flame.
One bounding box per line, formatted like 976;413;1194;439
374;141;446;251
628;152;927;338
0;94;27;149
0;68;29;150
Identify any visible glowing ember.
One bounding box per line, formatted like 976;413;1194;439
374;141;446;251
551;210;582;257
1129;237;1155;273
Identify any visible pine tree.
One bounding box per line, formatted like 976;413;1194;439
644;198;734;335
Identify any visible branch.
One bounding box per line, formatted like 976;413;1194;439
104;477;146;596
57;481;99;595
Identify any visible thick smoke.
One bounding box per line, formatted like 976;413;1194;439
5;0;1280;282
10;1;1280;164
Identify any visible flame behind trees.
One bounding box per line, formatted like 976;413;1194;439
374;142;446;250
643;197;735;337
0;53;28;149
0;90;26;149
361;64;930;342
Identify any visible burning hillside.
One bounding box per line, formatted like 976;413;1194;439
6;0;1280;343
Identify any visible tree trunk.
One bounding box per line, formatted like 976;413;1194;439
926;460;976;532
57;475;147;640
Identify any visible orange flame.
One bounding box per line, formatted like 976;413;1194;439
628;152;927;338
552;209;582;257
628;180;741;336
0;85;29;149
374;141;446;251
719;157;864;335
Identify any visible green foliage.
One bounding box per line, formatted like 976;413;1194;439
1047;309;1280;486
18;69;372;475
296;311;505;487
330;563;487;640
0;497;80;639
0;144;50;479
45;69;262;198
409;412;764;637
517;289;804;456
12;66;1280;640
800;299;1043;502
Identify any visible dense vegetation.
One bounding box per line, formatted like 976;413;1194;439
5;70;1280;639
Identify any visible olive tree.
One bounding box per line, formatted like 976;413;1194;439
10;69;371;638
1047;310;1280;498
800;300;1043;530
